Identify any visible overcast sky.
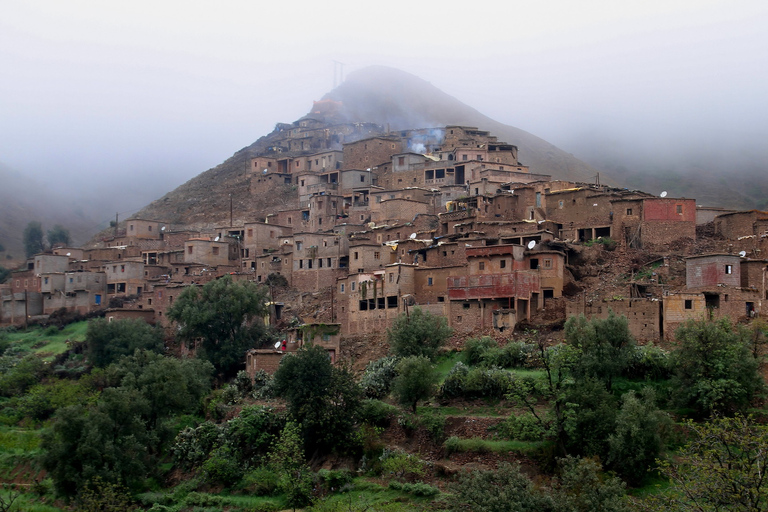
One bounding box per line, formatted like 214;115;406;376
2;0;766;218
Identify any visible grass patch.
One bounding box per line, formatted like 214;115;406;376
4;322;87;360
509;368;547;380
417;404;511;417
0;427;42;453
435;351;463;380
444;436;548;455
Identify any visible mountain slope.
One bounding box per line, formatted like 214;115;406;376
324;66;603;184
132;66;606;227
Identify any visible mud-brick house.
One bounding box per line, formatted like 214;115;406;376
183;239;234;267
342;136;403;171
291;232;349;291
242;222;293;263
41;271;107;315
679;254;763;328
611;197;696;249
446;244;566;333
714;210;768;239
105;260;145;296
245;322;342;376
567;298;663;341
339;263;427;335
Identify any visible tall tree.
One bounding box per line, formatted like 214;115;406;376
167;276;272;377
46;224;71;247
86;318;164;368
672;318;763;416
387;306;452;361
273;344;361;454
392;356;438;413
23;221;44;257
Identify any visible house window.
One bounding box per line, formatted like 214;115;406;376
725;265;732;274
44;277;49;285
479;262;485;270
389;273;394;283
676;204;683;214
360;174;365;182
351;282;356;291
398;156;405;166
559;200;564;209
685;299;693;310
248;229;253;237
544;259;552;269
340;284;345;293
120;265;125;272
296;241;302;250
428;277;433;286
212;247;219;255
374;251;380;260
148;225;152;232
626;208;633;215
354;252;359;260
187;246;193;254
500;260;506;269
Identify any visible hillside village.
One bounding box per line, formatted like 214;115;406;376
3;100;768;373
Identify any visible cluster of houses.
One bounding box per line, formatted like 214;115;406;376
3;112;768;373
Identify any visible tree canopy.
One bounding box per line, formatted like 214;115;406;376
46;224;71;247
387;307;452;360
167;276;272;377
273;344;361;454
86;318;164;368
392;356;438;413
23;221;44;257
672;318;763;416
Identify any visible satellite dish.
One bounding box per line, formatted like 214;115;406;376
527;240;536;250
274;342;281;349
739;251;747;257
660;191;668;197
66;252;71;256
409;233;417;239
214;236;220;242
161;226;166;231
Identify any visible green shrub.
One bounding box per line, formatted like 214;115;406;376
380;449;425;479
440;362;469;398
359;399;398;428
623;343;672;380
419;414;446;441
317;468;352;492
463;337;498;366
183;491;226;508
360;356;400;399
241;466;280;496
172;421;223;470
499;413;547;442
201;447;243;486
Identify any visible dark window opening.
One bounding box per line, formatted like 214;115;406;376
685;299;693;310
530;258;539;269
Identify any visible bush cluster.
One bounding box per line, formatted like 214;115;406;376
359;356;399;399
440;362;512;399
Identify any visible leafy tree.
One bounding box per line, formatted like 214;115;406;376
507;341;580;456
360;355;400;399
86;318;164;367
392;356;438;413
552;456;628;512
273;344;361;453
42;388;154;496
269;422;313;510
563;378;618;460
0;353;47;397
672;318;763;416
637;415;768;511
387;306;452;360
168;275;272;377
43;352;212;496
75;476;137;512
448;462;554;512
566;312;635;391
607;388;670;482
104;350;213;432
23;221;44;257
46;224;71;247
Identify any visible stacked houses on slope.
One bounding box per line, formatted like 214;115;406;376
3;113;768;372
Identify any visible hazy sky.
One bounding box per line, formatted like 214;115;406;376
2;0;766;218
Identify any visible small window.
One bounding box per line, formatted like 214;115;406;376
354;252;359;260
479;262;485;270
374;251;380;260
389;273;394;282
544;259;553;269
500;260;506;269
684;299;693;310
340;284;345;293
626;208;633;216
351;282;356;291
725;265;732;274
427;277;433;286
463;303;470;309
212;247;219;256
676;204;682;214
